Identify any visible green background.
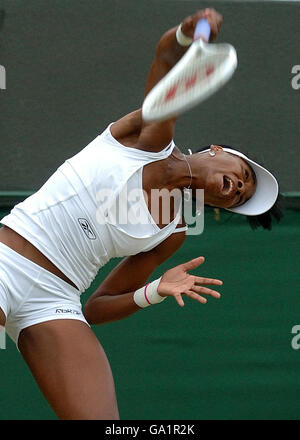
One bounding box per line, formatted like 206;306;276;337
1;207;300;420
0;0;300;420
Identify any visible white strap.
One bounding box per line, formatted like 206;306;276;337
173;225;188;233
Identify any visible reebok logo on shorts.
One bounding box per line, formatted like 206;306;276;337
55;308;81;315
78;218;96;240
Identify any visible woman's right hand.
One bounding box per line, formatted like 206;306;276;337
158;256;223;307
181;8;223;42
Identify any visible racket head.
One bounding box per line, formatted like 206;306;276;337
142;39;238;122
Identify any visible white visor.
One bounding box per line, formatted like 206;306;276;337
198;148;279;216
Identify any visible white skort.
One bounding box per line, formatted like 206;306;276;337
0;242;89;348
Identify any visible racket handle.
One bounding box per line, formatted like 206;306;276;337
194;18;211;42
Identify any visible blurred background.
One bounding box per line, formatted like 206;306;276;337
0;0;300;420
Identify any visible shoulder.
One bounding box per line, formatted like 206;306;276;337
110;109;143;143
110;109;177;153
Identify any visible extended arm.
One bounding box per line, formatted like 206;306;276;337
111;8;222;151
83;231;223;325
83;231;186;325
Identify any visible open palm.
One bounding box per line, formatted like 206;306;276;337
158;256;223;307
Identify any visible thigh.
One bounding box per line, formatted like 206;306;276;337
18;319;119;420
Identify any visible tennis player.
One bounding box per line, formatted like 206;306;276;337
0;8;280;419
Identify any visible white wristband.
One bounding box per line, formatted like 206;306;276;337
133;277;166;308
176;23;193;47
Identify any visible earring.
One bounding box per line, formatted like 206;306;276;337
209;144;221;157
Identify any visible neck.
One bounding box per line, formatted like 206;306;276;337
167;151;193;190
168;150;207;191
188;153;208;190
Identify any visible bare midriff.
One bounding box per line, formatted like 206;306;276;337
0;226;78;289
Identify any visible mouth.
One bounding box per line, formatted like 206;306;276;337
221;175;235;197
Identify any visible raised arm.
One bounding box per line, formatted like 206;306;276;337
111;8;222;151
144;8;223;97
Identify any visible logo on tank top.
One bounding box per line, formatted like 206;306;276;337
78;218;97;240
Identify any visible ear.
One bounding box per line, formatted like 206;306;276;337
209;145;223;156
210;144;223;153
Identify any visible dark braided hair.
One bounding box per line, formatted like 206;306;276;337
195;145;284;230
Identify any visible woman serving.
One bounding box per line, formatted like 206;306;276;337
0;8;280;419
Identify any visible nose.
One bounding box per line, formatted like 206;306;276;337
236;179;245;194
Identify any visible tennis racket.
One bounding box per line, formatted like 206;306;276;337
142;19;238;122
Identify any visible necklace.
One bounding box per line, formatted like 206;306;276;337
182;153;192;190
182;152;193;202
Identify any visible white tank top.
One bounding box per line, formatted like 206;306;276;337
1;124;187;292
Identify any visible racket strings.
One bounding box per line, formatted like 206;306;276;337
154;53;227;110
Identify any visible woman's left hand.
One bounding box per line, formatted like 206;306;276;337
158;256;223;307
